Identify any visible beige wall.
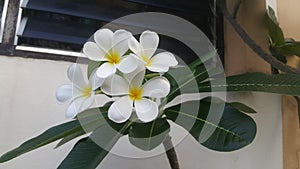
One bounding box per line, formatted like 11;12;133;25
277;1;300;169
225;0;270;75
277;0;300;68
0;56;283;169
277;0;300;40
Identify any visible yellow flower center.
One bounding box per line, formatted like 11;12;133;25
141;55;152;66
82;86;92;97
106;51;121;64
129;86;143;101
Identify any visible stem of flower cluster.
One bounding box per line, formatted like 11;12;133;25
94;90;102;94
145;73;160;79
163;134;180;169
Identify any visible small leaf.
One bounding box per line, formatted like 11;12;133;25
269;46;287;64
198;73;300;96
129;118;170;151
267;6;279;25
87;60;101;78
165;97;257;152
279;41;300;57
266;7;285;46
229;102;257;114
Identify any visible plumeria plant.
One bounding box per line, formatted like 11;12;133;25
2;26;300;169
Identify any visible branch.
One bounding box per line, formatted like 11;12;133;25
163;135;180;169
217;0;300;74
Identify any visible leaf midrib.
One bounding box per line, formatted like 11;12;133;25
167;109;247;144
199;83;300;89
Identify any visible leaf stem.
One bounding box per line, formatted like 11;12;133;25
163;134;180;169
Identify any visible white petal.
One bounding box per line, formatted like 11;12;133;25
94;28;113;53
66;102;78;119
66;95;94;118
81;93;95;112
83;42;106;61
116;55;138;74
123;62;146;83
89;71;104;90
112;29;132;56
101;74;129;96
151;52;178;66
56;84;73;103
130;70;145;87
146;64;169;72
96;62;117;78
147;52;178;72
108;96;133;123
142;77;170;98
67;64;87;88
135;98;158;122
92;94;113;107
128;36;142;56
140;30;159;58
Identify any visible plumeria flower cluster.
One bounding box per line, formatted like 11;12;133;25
56;29;178;123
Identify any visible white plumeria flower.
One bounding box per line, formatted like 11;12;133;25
83;28;138;78
56;64;106;118
101;71;170;123
128;30;178;72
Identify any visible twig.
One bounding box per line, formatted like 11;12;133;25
163;135;180;169
217;0;300;74
232;0;242;19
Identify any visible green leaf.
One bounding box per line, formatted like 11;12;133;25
229;102;257;114
198;73;300;96
87;60;101;78
55;129;87;149
0;108;107;163
266;7;285;46
129;118;170;151
279;42;300;57
0;120;83;163
164;66;198;102
57;137;108;169
58;116;128;169
165;97;257;152
188;49;217;70
269;46;287;64
267;6;279;25
164;65;218;102
55;108;110;148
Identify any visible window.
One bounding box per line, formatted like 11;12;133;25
0;0;223;62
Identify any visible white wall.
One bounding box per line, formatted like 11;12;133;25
0;55;283;169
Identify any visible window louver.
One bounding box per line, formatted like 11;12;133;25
7;0;222;61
